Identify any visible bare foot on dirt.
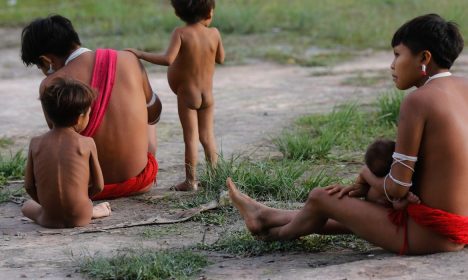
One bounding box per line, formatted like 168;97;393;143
226;177;265;235
92;202;111;219
171;180;199;191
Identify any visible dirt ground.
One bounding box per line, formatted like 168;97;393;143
1;28;468;279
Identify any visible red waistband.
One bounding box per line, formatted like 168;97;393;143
92;153;158;200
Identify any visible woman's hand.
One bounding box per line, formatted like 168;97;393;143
392;191;421;210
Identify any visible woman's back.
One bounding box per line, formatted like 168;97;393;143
413;76;468;215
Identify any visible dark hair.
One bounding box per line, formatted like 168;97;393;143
365;139;396;177
391;14;464;69
171;0;215;24
21;14;81;66
40;78;96;127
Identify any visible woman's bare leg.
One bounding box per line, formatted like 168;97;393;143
226;178;350;235
227;178;462;254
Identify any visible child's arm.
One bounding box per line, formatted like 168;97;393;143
24;141;38;202
139;61;162;124
126;28;182;66
214;28;225;64
88;139;104;197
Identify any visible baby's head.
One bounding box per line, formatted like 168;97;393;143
365;139;396;177
40;78;96;131
171;0;215;24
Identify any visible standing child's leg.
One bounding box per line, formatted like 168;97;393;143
198;104;217;167
174;98;199;191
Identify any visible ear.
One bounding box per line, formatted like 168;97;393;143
39;55;53;67
207;8;213;19
420;50;432;65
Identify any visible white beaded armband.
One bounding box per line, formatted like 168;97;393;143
147;91;158;108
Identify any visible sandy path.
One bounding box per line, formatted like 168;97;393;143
1;43;468;279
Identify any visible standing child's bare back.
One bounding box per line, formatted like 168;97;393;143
167;23;222;109
126;0;224;191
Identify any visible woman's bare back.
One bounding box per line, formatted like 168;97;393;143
412;77;468;215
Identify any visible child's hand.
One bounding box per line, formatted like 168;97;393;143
392;191;421;210
124;48;142;58
338;183;370;198
324;182;371;199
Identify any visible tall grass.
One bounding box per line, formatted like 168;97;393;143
377;89;406;126
276;99;400;162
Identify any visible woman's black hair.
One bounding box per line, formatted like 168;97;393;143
391;14;464;69
21;15;81;66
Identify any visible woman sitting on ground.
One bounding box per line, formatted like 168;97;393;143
227;14;468;255
21;15;162;200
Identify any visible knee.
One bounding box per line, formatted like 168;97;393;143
199;133;213;148
306;187;329;205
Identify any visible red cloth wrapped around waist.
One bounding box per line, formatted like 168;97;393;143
92;153;158;200
389;203;468;254
406;203;468;244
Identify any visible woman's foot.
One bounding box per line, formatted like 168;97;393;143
226;177;266;235
171;180;199;191
92;202;112;219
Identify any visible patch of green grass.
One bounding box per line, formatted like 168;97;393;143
0;151;26;186
140;225;182;239
191;208;235;226
198;230;371;257
193;156;310;205
0;137;13;149
276;103;397;162
2;1;467;65
0;185;25;204
377;89;406;126
79;249;209;280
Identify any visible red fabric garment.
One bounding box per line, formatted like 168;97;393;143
389;203;468;255
81;49;117;137
92;153;158;200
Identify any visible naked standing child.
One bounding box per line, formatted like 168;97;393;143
127;0;225;191
22;78;111;228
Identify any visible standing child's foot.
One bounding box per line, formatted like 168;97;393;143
171;180;199;191
92;202;112;219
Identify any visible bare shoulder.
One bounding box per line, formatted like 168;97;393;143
117;50;140;65
209;27;221;35
28;135;43;151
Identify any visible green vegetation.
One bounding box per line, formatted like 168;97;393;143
0;137;13;149
2;0;466;65
79;249;209;280
192;89;403;208
0;151;26;185
0;151;27;203
276;90;403;162
198;229;372;257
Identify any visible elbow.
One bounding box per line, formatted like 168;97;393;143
216;56;224;64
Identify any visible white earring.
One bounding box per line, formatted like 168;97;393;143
47;64;55;74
